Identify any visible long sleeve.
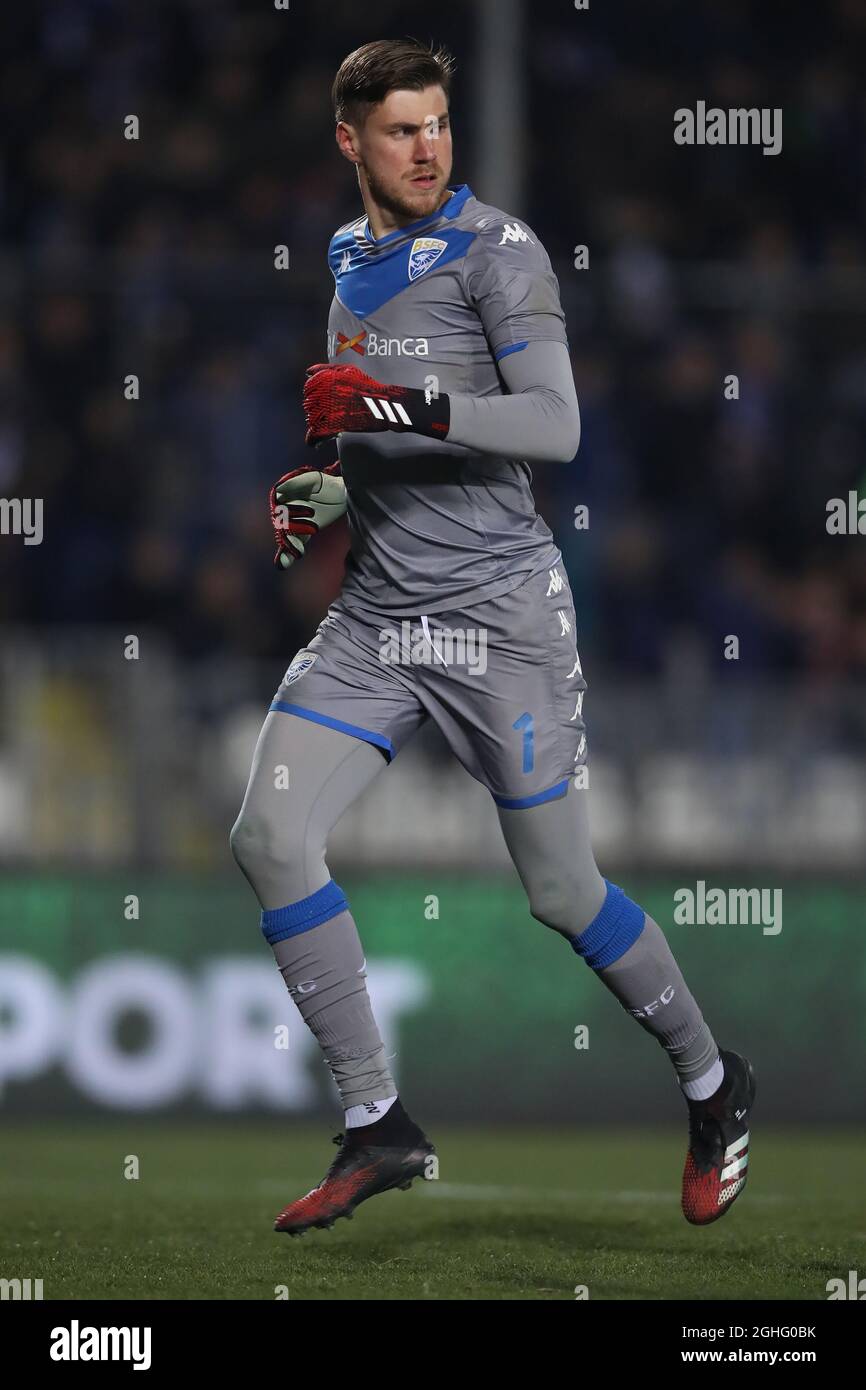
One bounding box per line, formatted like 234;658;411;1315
446;338;580;463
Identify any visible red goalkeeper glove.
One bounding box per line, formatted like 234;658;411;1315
302;362;451;447
269;462;346;570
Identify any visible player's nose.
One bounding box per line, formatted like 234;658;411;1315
413;135;437;161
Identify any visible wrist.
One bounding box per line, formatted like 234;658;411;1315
372;385;450;439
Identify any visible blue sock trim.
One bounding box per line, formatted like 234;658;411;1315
261;880;349;945
570;879;646;970
269;701;394;760
492;778;570;810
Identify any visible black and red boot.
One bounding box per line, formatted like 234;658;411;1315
274;1099;435;1236
681;1049;756;1225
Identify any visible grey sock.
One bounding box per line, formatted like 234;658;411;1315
596;914;720;1087
271;909;396;1111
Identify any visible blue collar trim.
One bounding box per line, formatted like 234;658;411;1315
362;183;472;247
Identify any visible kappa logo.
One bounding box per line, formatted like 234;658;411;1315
339;249;351;274
546;567;564;596
498;222;535;247
408;236;448;282
282;652;318;686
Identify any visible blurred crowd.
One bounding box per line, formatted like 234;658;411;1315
2;0;865;683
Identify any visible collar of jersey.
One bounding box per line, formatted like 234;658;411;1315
361;183;472;247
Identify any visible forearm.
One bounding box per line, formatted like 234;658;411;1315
446;340;580;464
304;341;580;462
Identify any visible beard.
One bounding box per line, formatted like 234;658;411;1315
363;163;450;224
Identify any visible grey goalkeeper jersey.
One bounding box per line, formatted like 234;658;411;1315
325;182;578;615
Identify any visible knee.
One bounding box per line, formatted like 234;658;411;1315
230;808;289;881
528;881;579;935
229;808;256;873
528;873;606;937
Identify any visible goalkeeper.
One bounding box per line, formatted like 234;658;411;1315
231;38;755;1238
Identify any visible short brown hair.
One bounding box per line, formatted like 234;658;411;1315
332;37;456;128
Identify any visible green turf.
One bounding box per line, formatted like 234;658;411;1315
1;1123;863;1300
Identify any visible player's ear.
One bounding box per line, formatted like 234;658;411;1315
335;120;361;165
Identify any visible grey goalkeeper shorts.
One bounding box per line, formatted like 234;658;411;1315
270;558;588;809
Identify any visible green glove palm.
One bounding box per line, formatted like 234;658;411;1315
269;463;347;570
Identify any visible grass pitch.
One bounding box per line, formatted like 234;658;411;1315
2;1123;863;1300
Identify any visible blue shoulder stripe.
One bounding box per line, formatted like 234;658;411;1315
495;341;529;361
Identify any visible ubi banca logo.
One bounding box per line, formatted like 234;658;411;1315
328;329;429;358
